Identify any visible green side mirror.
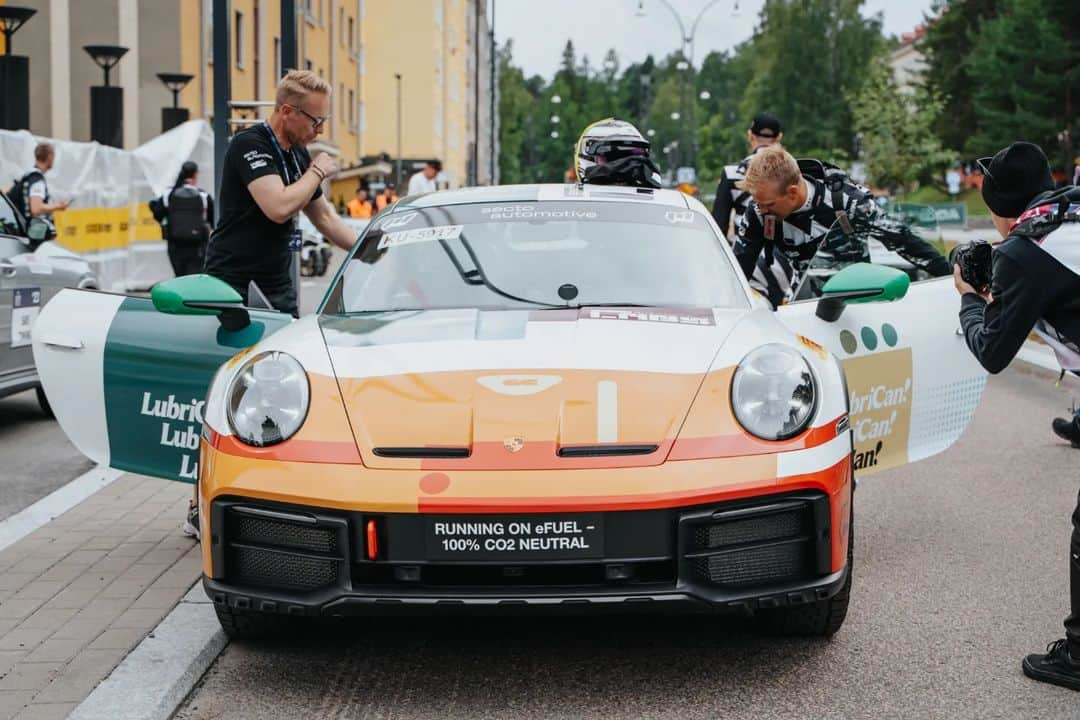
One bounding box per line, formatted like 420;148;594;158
815;263;910;321
151;274;250;331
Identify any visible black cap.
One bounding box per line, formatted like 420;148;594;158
979;142;1054;218
750;112;782;139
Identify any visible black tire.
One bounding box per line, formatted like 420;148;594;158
36;386;55;418
757;509;853;638
214;604;292;642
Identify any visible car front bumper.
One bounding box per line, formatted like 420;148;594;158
201;489;850;618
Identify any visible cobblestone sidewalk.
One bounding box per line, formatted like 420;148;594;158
0;474;200;720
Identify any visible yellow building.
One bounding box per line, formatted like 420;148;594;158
11;0;493;200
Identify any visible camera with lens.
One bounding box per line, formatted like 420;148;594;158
949;239;993;294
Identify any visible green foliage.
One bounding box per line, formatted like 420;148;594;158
963;0;1078;166
848;60;954;191
496;0;1076;189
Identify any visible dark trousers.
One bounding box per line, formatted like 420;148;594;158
167;241;206;277
1067;490;1080;655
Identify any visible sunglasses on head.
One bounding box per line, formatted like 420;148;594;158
976;156;994;181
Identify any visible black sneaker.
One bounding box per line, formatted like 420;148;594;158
1051;416;1080;448
1022;639;1080;691
181;502;200;541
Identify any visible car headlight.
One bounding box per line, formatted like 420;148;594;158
731;344;816;441
226;351;310;446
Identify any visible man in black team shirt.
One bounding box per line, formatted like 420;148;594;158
204;69;357;317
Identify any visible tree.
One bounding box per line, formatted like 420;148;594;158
497;41;538;184
964;0;1078;167
739;0;883;158
919;0;1001;153
848;60;954;192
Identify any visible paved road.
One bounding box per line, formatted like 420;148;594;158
0;388;91;521
175;364;1080;719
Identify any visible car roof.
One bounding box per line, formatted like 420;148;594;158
392;184;692;211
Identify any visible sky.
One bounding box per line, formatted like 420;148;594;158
494;0;937;80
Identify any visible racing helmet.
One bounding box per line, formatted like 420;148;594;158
575;118;652;183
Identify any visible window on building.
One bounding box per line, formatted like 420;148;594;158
235;11;244;69
349;89;355;130
348;17;355;53
274;37;280;80
340;83;345;119
253;1;261;97
339;7;345;47
305;58;313;71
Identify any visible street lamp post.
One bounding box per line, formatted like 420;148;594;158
157;72;195;133
636;0;730;169
84;45;129;148
0;6;36;131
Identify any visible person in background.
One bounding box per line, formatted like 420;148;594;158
407;159;441;195
149;161;214;277
375;182;399;211
712;112;784;240
346;185;373;219
8;142;69;221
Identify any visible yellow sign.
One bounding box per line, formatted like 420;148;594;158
54;204;163;254
842;349;913;473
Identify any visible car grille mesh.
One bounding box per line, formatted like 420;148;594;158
688;503;817;588
228;546;339;591
231;515;337;554
224;508;344;592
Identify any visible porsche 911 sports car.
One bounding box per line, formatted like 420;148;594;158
32;184;987;640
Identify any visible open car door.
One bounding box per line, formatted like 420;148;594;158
32;282;292;483
776;214;986;476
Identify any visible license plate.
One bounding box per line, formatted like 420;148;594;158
425;513;604;561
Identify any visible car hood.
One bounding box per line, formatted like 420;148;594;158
318;307;747;469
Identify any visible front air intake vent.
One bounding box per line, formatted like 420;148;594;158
373;447;471;459
557;444;659;458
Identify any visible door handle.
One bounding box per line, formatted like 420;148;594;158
39;333;84;350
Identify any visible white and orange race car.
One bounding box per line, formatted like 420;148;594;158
32;184;986;639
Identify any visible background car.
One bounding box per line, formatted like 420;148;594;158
32;184;986;641
0;190;96;415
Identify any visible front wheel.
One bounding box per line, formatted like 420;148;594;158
757;512;853;637
214;604;294;642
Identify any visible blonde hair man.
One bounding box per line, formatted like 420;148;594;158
732;145;949;307
203;70;358;319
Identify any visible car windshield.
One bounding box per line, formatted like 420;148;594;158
322;200;748;314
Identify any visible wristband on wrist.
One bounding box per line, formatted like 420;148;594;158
310;165;326;181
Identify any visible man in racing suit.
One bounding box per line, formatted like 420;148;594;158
733;146;950;308
954;141;1080;691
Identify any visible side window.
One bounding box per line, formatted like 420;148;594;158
0;193;26;236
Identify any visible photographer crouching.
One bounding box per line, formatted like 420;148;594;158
954;141;1080;691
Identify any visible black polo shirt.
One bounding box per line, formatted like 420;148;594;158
204;124;322;293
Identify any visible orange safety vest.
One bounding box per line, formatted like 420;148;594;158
375;191;399;211
346;198;372;219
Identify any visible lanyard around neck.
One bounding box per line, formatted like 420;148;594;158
262;122;301;184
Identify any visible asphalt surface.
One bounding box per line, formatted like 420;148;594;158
0;387;91;521
174;364;1080;720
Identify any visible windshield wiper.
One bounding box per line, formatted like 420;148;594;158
438;236;567;309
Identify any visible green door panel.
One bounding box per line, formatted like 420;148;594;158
102;296;291;483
